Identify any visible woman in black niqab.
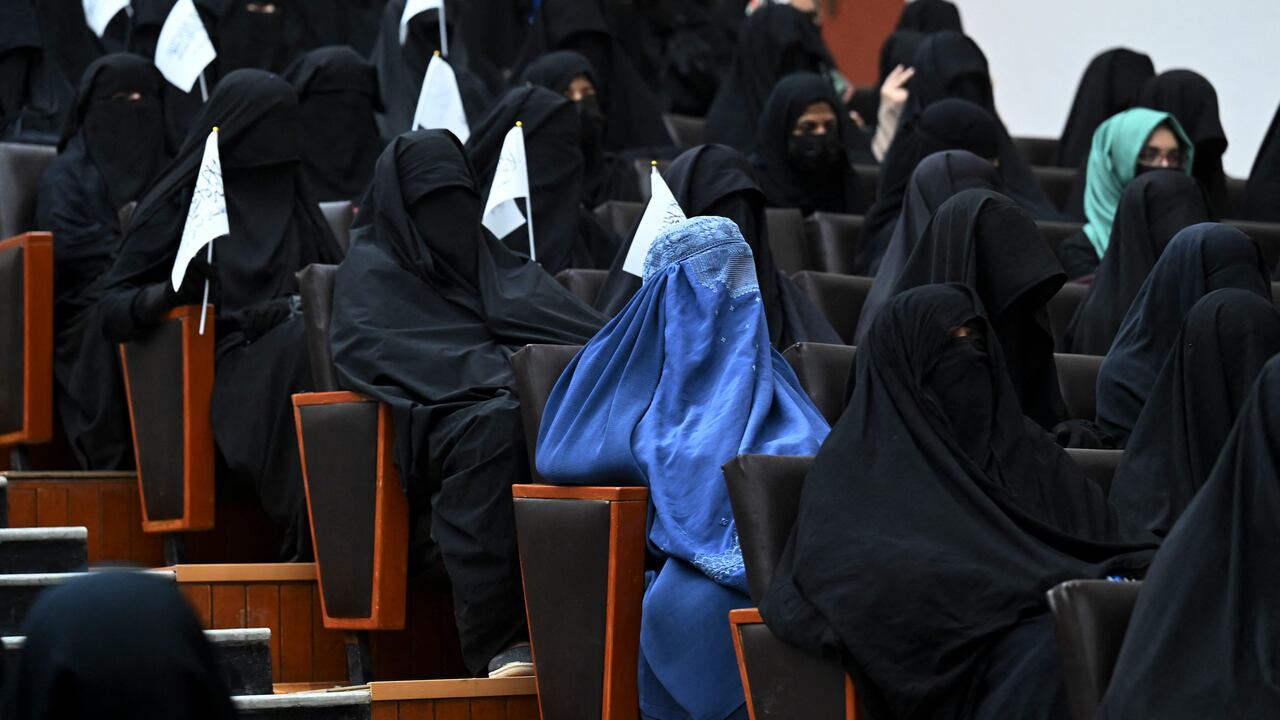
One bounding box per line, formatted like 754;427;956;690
2;571;236;720
1098;354;1280;719
1062;170;1215;354
282;46;384;203
1093;223;1269;445
762;283;1156;720
1056;48;1155;169
1109;289;1280;537
593;143;840;347
704;4;837;151
1138;69;1230;214
197;0;297;75
329;129;605;676
97;69;343;560
466;85;619;275
749;72;869;216
38;53;170;471
1242;98;1280;221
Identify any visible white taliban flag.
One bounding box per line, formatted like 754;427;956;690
412;54;469;142
623;165;687;276
154;0;216;93
170;128;228;334
482;123;534;256
399;0;446;53
82;0;131;38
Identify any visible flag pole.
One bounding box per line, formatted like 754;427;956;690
438;0;449;58
518;121;535;263
198;125;218;336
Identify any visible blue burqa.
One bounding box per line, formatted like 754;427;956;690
536;216;831;720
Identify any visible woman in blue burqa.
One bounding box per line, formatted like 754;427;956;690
536;215;831;720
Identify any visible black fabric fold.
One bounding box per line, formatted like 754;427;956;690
1056;48;1155;169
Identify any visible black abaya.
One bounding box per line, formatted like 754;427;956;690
1242;98;1280;221
749;72;869;216
1109;289;1280;537
1;572;236;720
0;1;73;143
1062;170;1216;354
1094;223;1269;444
282;46;384;203
97;70;343;559
1055;48;1155;169
329;130;605;675
37;54;170;471
1138;69;1231;215
593;143;840;348
762;284;1156;720
465;85;620;275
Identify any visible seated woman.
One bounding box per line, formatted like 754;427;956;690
1095;223;1270;445
1099;355;1280;718
1063;170;1214;355
97;70;344;560
1057;108;1194;279
1109;289;1280;537
537;216;830;720
329;129;605;678
763;284;1157;720
520;50;641;208
749;72;868;217
594;143;840;346
38;54;171;471
1139;69;1231;215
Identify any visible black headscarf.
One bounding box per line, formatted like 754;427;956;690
1056;48;1155;168
704;4;836;151
513;0;670;152
857;98;1003;274
1242;98;1280;221
1110;289;1280;537
1062;171;1216;355
762;283;1156;720
875;190;1068;429
370;0;493;141
466;85;619;275
1094;223;1269;444
749;72;869;216
857;149;1000;339
1;572;236;720
593;143;841;348
330;129;605;484
1098;354;1280;719
282;46;384;202
1138;69;1230;214
896;0;963;32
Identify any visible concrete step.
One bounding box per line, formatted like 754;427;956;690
0;570;175;635
0;527;88;574
234;689;371;719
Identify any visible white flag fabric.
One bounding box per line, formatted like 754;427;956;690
171;129;229;291
412;54;469;143
399;0;443;45
623;166;687;277
482;124;531;241
83;0;131;37
154;0;216;92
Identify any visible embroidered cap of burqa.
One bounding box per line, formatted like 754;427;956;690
762;283;1157;720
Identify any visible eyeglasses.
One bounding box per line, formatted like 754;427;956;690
1138;146;1185;168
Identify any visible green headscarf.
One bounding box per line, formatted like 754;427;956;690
1083;108;1194;257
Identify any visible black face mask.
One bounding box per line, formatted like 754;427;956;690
925;332;995;467
787;132;843;173
576;95;606;149
84;96;166;208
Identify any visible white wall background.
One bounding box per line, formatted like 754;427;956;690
956;0;1279;177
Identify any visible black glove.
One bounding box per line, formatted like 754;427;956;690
236;296;296;342
130;282;178;328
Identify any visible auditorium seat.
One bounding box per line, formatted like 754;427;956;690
1047;282;1088;351
1047;579;1143;720
854;163;879;202
555;268;607;306
781;343;855;425
1065;448;1123;495
319;200;355;254
291;264;408;635
1032;166;1078;212
1055;352;1102;422
1227;219;1280;271
0;233;54;468
662;113;705;149
1226;177;1247;217
510;344;646;720
632;159;672;203
1015;137;1060;166
0;142;56;238
722;454;857;719
766;207;807;275
593;200;643;239
118;305;216;541
791;271;872;344
804;212;862;275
